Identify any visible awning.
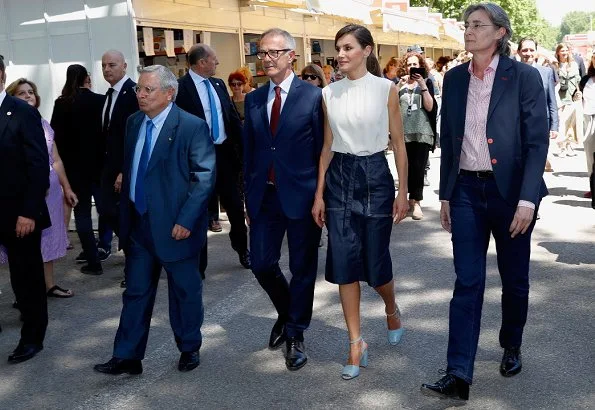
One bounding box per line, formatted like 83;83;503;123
373;8;440;38
241;0;373;23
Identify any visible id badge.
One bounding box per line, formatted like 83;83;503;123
410;103;419;111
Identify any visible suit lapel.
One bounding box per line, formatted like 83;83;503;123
184;74;205;119
0;96;16;141
487;57;513;121
146;105;179;174
111;78;134;117
259;83;272;141
210;77;228;126
457;66;471;138
275;76;301;138
124;112;144;186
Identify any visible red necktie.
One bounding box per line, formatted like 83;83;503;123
268;86;281;184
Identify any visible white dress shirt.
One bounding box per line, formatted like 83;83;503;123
188;69;227;144
102;74;130;127
267;72;295;122
0;89;6;107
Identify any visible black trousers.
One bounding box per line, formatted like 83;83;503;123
0;228;48;345
406;141;431;201
201;141;248;274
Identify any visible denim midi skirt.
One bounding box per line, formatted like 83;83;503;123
324;151;395;287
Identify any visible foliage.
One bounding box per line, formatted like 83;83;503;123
558;11;595;43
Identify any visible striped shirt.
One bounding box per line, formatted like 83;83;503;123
460;55;499;172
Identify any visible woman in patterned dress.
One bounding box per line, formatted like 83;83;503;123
2;78;78;298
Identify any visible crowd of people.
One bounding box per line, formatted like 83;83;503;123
0;0;594;404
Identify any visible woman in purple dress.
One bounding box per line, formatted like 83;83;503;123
1;78;78;297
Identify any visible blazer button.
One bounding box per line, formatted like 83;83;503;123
271;147;276;151
487;138;494;144
491;158;498;165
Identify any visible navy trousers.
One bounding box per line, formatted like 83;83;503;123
446;174;537;384
113;212;204;360
250;186;321;341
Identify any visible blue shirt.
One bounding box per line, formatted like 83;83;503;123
129;103;173;202
188;69;227;144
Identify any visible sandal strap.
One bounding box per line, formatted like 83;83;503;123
349;336;362;344
387;305;401;318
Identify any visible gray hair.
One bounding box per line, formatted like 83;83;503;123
102;49;126;63
260;28;296;50
140;65;178;100
463;3;512;56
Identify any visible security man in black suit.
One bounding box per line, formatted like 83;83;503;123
0;55;50;363
176;44;250;272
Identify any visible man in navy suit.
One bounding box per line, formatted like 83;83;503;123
243;28;323;371
421;4;548;400
176;44;250;274
94;65;215;375
0;55;50;363
518;38;559;171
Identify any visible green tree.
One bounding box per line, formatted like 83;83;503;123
558;11;595;42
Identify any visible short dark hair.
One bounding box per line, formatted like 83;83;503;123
517;37;537;52
0;54;5;74
187;44;212;66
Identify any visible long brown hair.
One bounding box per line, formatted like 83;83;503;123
6;78;41;108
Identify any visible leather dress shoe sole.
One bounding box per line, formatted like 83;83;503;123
8;344;43;364
286;357;307;371
420;386;468;402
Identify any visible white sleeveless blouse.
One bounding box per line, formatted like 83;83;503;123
322;72;392;156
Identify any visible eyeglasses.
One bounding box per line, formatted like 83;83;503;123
134;85;158;95
464;23;495;31
256;49;291;60
302;74;319;81
229;82;244;87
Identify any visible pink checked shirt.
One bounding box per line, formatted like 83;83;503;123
459;55;534;209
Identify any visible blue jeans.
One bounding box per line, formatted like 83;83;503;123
446;174;537;384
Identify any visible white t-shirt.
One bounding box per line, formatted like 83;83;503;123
322;72;392;156
583;77;595;116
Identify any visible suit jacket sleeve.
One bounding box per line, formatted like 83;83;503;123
312;90;324;158
546;69;559;132
175;120;216;230
439;71;453;201
519;67;549;205
242;92;255;195
21;105;50;219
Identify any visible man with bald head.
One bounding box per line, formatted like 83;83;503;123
176;43;250;274
93;50;139;279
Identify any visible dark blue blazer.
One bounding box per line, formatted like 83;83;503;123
534;64;559;132
243;76;324;219
0;95;50;231
439;56;549;206
119;104;216;262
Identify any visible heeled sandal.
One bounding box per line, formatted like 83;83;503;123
387;306;405;345
341;337;368;380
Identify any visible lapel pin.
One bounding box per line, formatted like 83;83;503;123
7;111;11;116
168;137;173;142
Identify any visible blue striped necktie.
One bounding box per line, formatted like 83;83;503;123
135;119;154;214
204;79;219;142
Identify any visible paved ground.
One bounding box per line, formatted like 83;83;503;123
0;149;593;409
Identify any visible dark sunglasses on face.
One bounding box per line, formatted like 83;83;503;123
230;82;244;87
303;74;319;81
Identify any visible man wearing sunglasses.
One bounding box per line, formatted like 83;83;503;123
243;28;323;371
176;43;250;276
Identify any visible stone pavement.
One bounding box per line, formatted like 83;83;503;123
0;149;593;409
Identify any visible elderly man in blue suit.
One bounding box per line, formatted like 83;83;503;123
243;28;323;371
518;37;559;171
94;65;215;375
421;3;548;401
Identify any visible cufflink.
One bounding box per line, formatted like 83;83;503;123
6;111;11;116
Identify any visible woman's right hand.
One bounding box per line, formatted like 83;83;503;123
312;196;326;228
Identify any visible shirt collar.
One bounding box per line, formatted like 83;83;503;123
111;75;130;93
144;102;173;130
269;72;295;95
189;69;207;85
0;89;6;107
468;54;500;76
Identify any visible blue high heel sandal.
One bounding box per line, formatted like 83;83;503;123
341;337;368;380
387;306;404;345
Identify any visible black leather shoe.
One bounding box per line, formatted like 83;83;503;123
238;250;251;269
8;343;43;364
268;318;286;350
94;357;143;375
421;374;469;400
81;263;103;275
285;338;307;371
500;347;522;377
178;350;200;372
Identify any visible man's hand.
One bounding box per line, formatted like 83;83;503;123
549;130;558;140
171;224;191;240
440;201;451;233
114;173;123;193
509;206;534;238
15;216;36;238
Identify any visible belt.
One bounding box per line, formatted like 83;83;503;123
459;169;494;179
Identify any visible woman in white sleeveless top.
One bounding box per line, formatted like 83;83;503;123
311;24;409;380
